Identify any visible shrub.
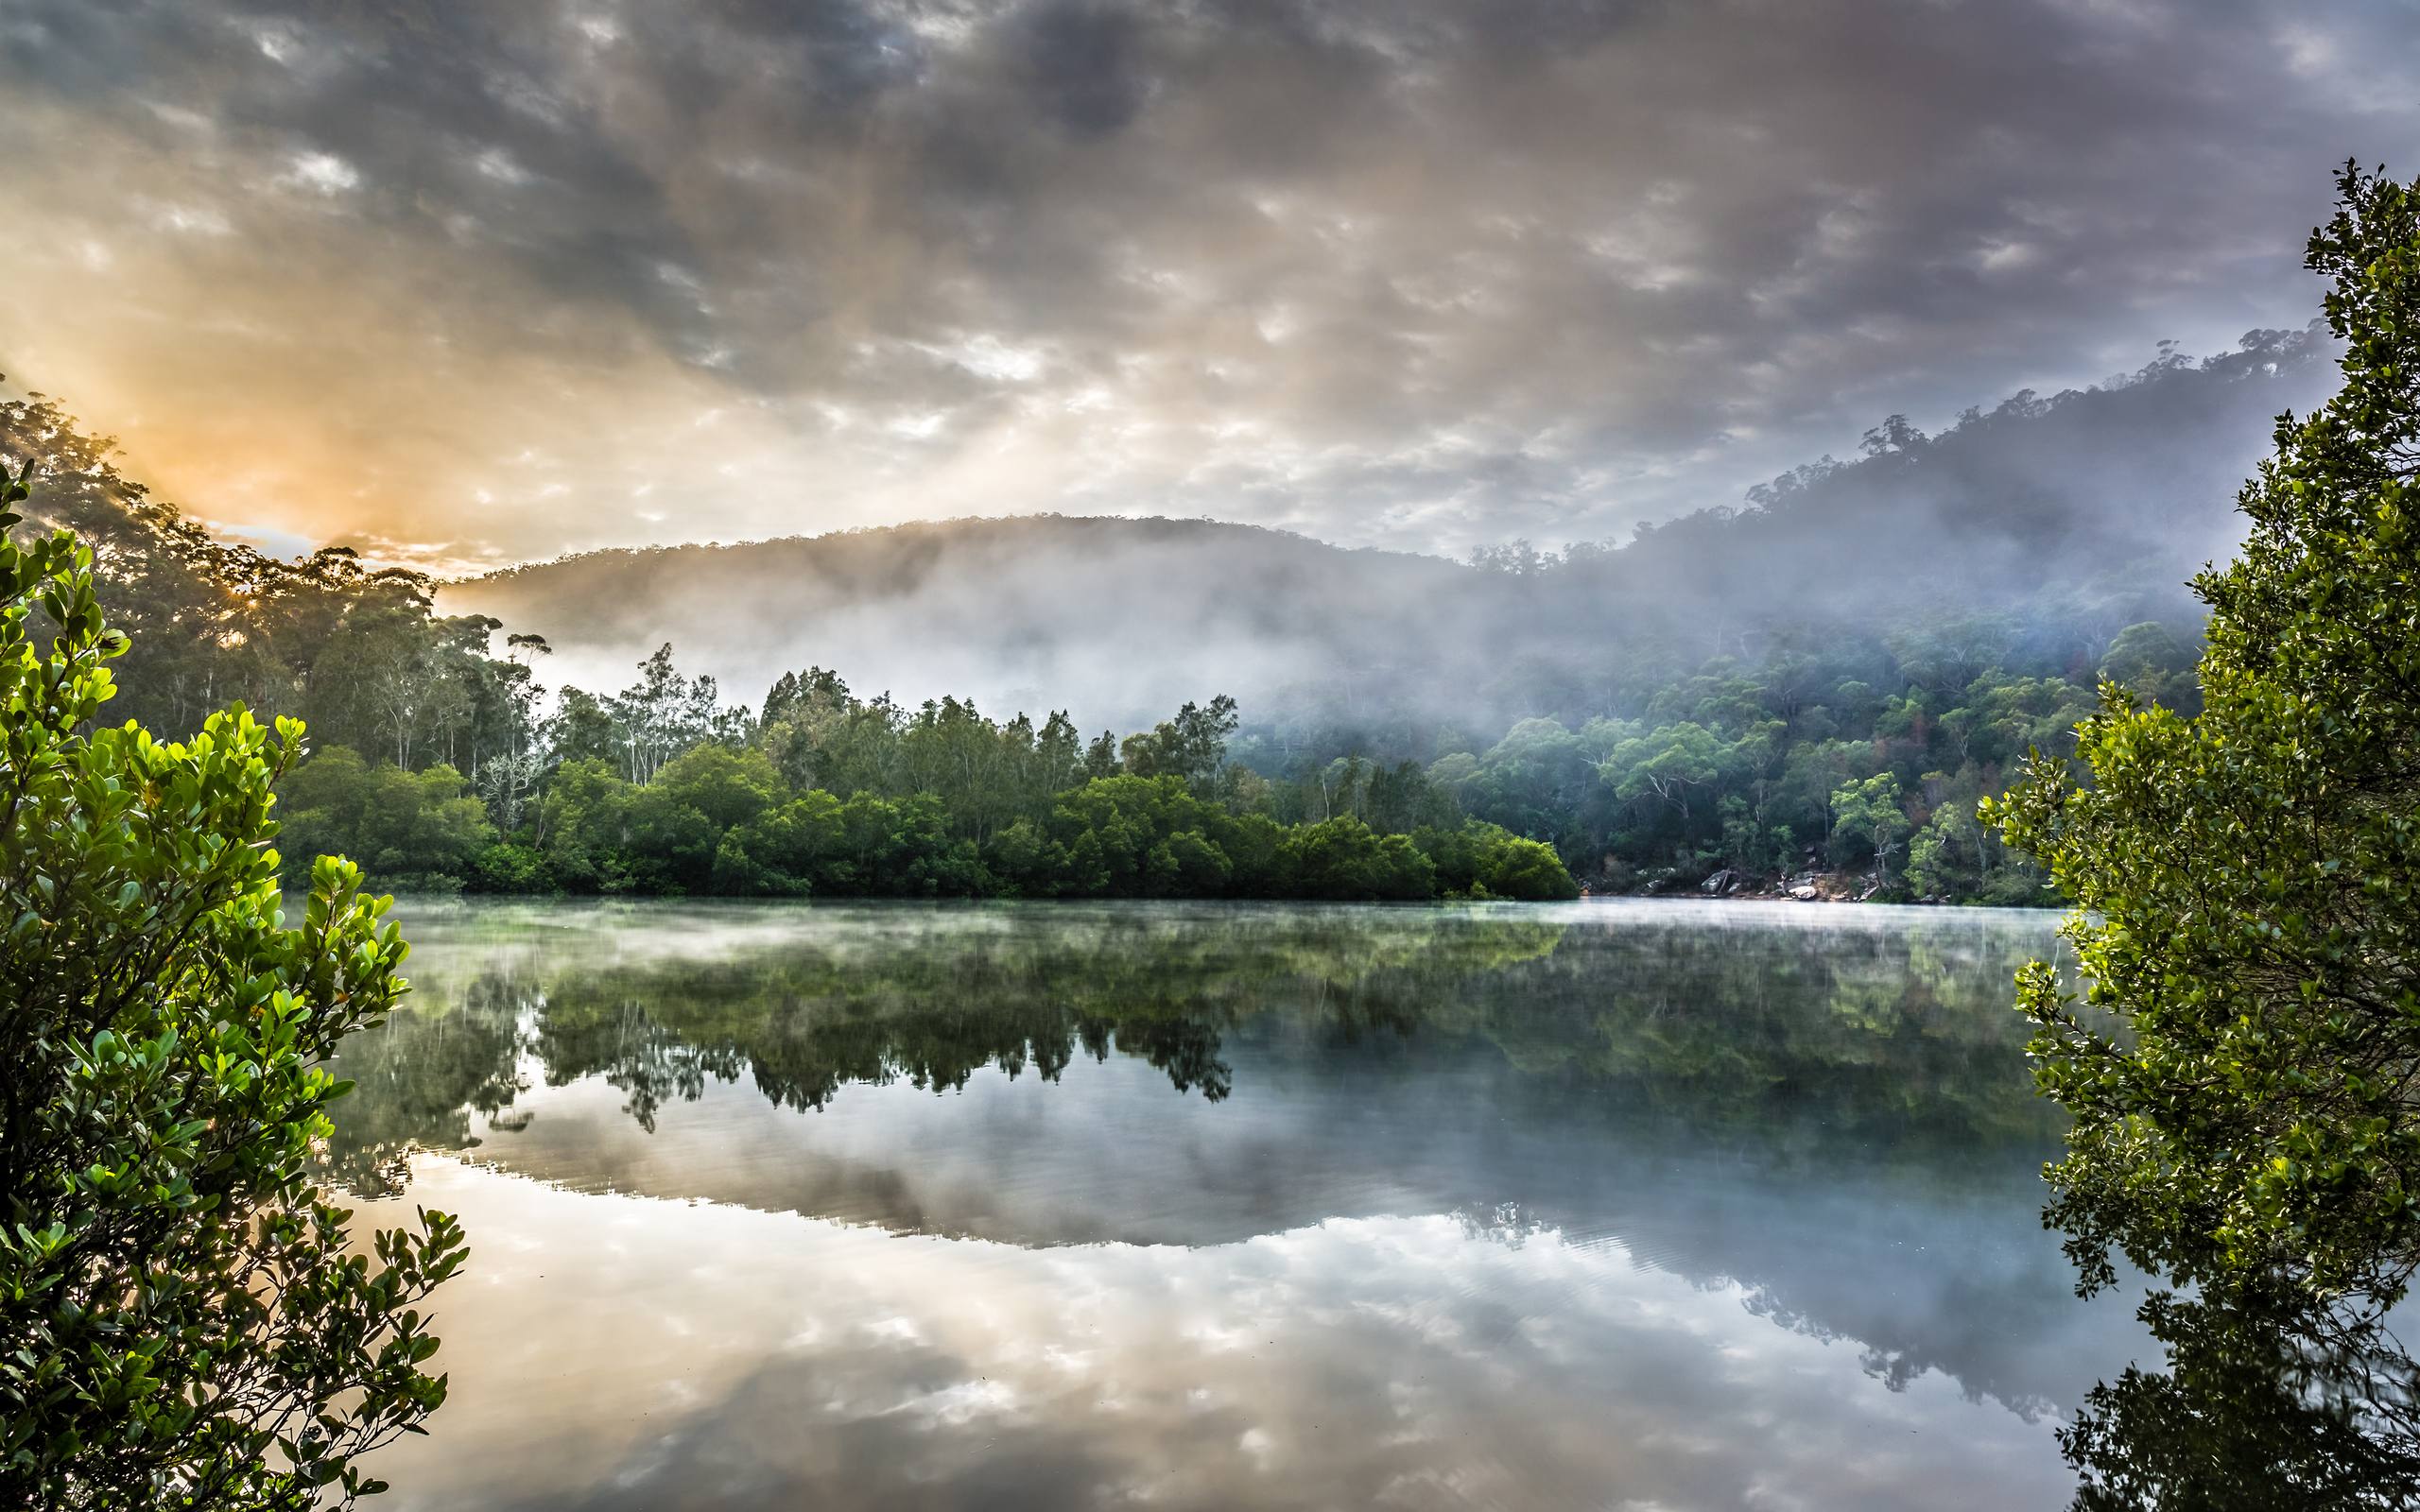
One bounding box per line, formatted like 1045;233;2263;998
0;472;465;1507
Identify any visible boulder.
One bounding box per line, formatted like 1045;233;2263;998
1789;884;1821;902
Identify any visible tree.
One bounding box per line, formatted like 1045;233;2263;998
1603;721;1727;826
0;467;464;1506
1283;816;1436;901
278;749;496;892
1117;695;1238;795
2097;620;2201;713
1987;164;2420;1355
601;644;739;784
1829;773;1910;882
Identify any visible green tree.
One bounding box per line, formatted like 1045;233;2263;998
1988;163;2420;1355
2098;620;2201;713
0;471;464;1506
278;748;495;892
1032;775;1236;897
1415;823;1581;901
1284;816;1437;901
533;757;632;891
1829;772;1910;882
1117;695;1238;795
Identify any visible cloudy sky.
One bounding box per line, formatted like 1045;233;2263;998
1;0;2414;572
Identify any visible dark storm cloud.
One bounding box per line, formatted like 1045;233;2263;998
0;0;2412;566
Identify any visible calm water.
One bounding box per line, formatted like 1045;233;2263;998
330;898;2146;1511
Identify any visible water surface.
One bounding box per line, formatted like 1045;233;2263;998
334;898;2143;1510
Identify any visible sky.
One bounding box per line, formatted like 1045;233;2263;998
1;0;2415;574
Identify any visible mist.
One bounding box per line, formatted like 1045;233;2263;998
446;327;2339;739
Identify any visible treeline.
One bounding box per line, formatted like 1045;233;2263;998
275;606;2195;905
0;390;550;777
6;386;2199;904
1381;609;2203;903
0;393;1570;902
277;665;1574;902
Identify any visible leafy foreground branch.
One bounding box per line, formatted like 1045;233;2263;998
0;456;464;1507
1991;163;2420;1509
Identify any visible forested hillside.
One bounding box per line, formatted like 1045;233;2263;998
450;326;2332;735
0;329;2314;902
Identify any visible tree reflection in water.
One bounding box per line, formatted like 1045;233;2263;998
323;898;2058;1193
315;898;2420;1503
2054;1284;2420;1508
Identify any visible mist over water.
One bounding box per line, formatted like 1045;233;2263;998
330;897;2148;1510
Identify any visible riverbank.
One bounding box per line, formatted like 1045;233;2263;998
1591;863;2053;907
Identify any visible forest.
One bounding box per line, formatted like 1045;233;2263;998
0;385;2215;905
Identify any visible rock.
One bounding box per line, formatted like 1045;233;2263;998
1700;868;1736;895
1724;879;1746;896
1789;885;1820;902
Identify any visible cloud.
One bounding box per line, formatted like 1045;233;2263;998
279;148;359;195
0;0;2412;567
354;1125;2118;1511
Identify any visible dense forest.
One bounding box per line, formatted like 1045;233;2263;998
2;352;2231;903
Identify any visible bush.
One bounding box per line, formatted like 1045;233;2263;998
0;474;464;1506
279;747;493;891
1412;821;1580;900
1285;816;1437;901
470;841;557;893
1476;833;1581;901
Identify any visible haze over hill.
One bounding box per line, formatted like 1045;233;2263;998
449;328;2336;733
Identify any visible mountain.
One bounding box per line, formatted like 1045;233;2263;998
447;515;1474;737
446;326;2338;735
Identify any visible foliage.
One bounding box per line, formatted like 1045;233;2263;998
2058;1288;2420;1512
1281;815;1436;902
1990;161;2420;1315
1828;773;1910;885
8;337;2233;909
1117;695;1239;795
0;468;463;1507
278;749;494;894
421;736;1551;902
1414;822;1582;901
202;595;2178;904
1988;163;2420;1507
1417;630;2127;898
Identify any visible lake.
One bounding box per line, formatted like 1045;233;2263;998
330;897;2146;1511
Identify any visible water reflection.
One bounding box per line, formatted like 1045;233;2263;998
332;899;2137;1509
2036;1284;2420;1512
334;899;2064;1182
